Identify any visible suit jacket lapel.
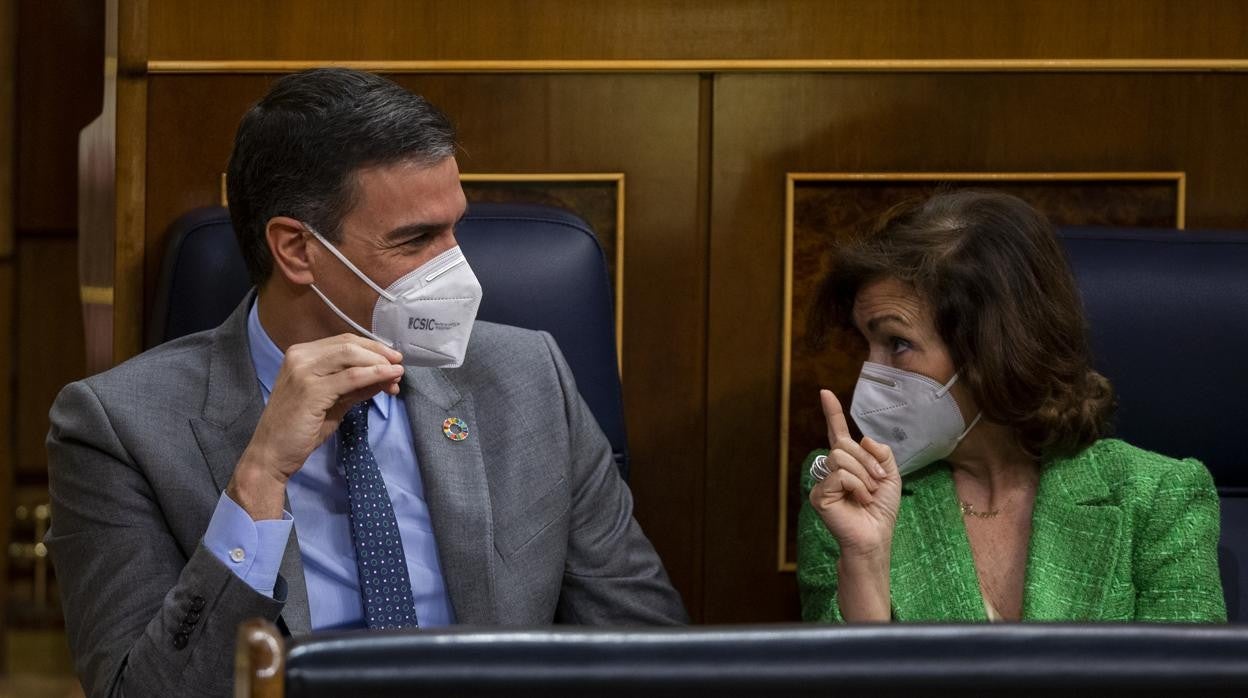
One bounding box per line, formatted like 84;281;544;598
1023;453;1123;620
401;367;498;624
187;292;312;636
890;466;986;621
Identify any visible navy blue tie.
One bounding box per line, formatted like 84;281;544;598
338;402;420;629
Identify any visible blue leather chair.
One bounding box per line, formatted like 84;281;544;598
150;203;629;478
1059;226;1248;621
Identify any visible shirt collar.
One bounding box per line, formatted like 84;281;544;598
246;298;392;419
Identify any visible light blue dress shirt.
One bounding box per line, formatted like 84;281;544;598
201;300;456;629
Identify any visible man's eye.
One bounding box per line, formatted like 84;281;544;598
890;337;912;354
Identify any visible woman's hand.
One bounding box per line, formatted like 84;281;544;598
808;389;902;621
808;389;902;559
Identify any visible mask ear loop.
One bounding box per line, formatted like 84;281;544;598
302;224;397;302
957;412;984;442
306;285;394;348
301;223;397;348
934;372;960;398
935;372;983;441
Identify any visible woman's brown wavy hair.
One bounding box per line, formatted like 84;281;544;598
810;190;1115;460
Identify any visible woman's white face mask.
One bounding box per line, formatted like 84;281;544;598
850;361;982;476
304;224;483;369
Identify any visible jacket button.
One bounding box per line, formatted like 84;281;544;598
173;633;189;650
190;596;206;611
185;610;201;624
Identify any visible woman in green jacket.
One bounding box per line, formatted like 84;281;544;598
798;191;1225;623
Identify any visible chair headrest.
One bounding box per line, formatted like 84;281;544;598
455;203;627;473
1058;226;1248;490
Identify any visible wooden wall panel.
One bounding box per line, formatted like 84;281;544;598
0;0;12;256
705;72;1248;622
146;0;1248;62
15;239;86;477
143;73;708;616
14;0;104;234
7;0;100;653
1;0;14;662
0;261;11;657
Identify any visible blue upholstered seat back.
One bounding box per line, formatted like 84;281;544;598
1060;226;1248;621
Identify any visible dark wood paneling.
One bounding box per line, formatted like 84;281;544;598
0;259;12;661
0;276;9;429
462;179;621;289
16;239;86;476
1;0;12;257
2;0;16;662
15;0;104;233
143;73;708;617
147;0;1248;61
706;72;1248;622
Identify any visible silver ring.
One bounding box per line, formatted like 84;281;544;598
809;454;833;482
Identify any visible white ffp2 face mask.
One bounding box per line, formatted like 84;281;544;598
304;225;483;369
849;361;982;476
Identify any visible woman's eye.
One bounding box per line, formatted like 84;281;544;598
889;337;912;354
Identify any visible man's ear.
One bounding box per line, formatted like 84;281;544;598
267;216;315;286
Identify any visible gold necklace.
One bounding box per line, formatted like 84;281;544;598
960;500;1000;518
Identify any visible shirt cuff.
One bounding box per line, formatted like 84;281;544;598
203;492;294;598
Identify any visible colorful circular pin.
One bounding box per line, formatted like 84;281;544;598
442;417;469;441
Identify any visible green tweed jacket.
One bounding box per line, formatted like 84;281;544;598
797;439;1226;622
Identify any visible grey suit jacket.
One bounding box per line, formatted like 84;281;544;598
46;294;687;698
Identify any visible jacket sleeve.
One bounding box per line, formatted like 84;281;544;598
796;449;848;623
45;380;287;698
1132;456;1227;622
538;332;689;626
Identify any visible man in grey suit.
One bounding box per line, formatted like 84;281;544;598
47;68;686;698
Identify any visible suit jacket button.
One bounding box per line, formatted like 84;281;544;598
190;596;206;611
173;633;189;650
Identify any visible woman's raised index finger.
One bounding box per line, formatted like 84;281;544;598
820;389;852;443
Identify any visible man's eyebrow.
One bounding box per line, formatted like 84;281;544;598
384;211;467;242
866;314;911;332
384;222;450;241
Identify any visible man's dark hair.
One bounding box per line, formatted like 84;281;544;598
226;68;457;285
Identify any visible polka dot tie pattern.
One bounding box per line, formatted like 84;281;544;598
338;402;420;630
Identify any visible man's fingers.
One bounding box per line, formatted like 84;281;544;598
324;363;405;399
831;449;878;493
820;389;852;444
305;339;401;375
329;333;403;364
276;335;405;426
327;384;390;423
